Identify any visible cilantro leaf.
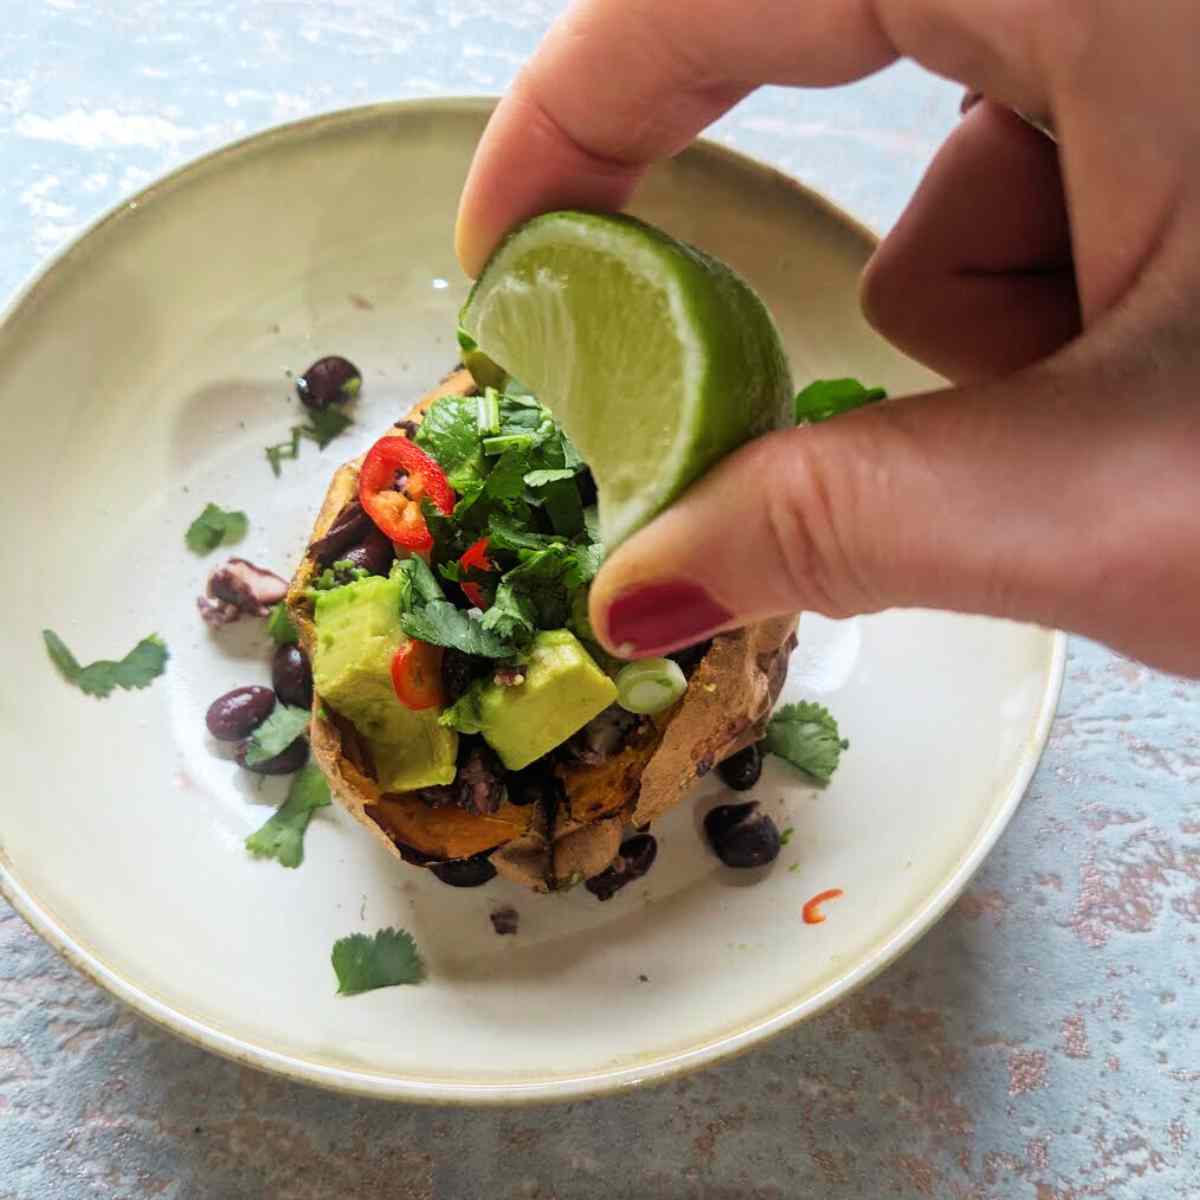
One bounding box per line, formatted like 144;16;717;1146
331;927;425;994
298;406;353;450
243;704;310;766
764;701;849;783
794;379;886;425
266;428;301;476
266;602;299;645
523;468;577;488
185;503;249;554
401;600;516;658
538;475;585;537
393;556;447;607
413;392;487;491
44;630;168;699
245;764;331;868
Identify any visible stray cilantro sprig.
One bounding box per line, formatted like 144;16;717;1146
764;702;848;783
332;927;425;994
245;764;331;868
266;410;355;477
43;631;168;699
185;503;249;554
265;602;299;645
243;704;310;766
794;378;886;425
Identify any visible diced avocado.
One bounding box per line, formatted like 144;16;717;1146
313;574;457;791
470;629;618;770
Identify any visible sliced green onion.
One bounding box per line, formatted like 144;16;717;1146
482;433;536;455
476;387;501;435
615;658;687;715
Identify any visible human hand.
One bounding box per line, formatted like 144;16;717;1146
456;0;1200;677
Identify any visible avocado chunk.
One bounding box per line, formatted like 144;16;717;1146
459;629;618;770
312;574;457;791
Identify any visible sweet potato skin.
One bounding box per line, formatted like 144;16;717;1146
287;368;796;892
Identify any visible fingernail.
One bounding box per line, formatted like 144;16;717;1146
605;580;733;657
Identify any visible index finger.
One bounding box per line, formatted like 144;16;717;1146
454;0;1058;276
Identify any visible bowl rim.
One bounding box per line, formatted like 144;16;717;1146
0;95;1068;1106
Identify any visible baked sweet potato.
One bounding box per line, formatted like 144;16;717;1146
287;368;797;892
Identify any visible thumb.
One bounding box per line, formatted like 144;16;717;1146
588;349;1200;673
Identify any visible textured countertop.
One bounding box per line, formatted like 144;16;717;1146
2;4;1198;1198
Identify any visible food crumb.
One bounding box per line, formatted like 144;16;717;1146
638;974;649;983
490;906;519;936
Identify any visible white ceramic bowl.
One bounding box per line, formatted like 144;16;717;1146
0;99;1064;1104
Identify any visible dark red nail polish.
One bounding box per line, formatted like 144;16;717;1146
605;580;733;657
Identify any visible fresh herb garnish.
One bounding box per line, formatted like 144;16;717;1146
265;409;355;476
243;704;310;766
780;827;795;846
245;764;331;868
298;406;353;450
265;602;299;645
395;557;517;658
331;927;426;994
764;702;848;783
524;468;577;488
43;630;168;699
185;503;248;554
794;378;886;425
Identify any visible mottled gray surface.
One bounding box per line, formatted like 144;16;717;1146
2;3;1198;1198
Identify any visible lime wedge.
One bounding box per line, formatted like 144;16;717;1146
460;212;792;550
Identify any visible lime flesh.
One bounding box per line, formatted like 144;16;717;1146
459;212;792;551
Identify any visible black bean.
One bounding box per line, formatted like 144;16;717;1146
206;686;276;741
234;735;309;776
431;856;498;888
585;834;659;901
296;355;361;409
441;648;488;703
341;528;395;576
272;644;313;709
717;743;763;792
506;767;562;809
309;501;373;566
704;802;780;869
490;906;519;935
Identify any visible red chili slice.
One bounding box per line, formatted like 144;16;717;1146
359;436;455;551
390;639;445;709
458;536;494;609
802;888;844;925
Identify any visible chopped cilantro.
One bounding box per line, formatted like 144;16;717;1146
332;927;425;994
308;560;370;592
764;702;849;783
794;378;886;425
523;468;577;488
394;557;517;657
266;428;302;476
43;630;168;699
245;764;331;868
298;405;353;450
243;704;310;766
185;503;248;554
265;602;299;645
780;827;795;846
413;392;487;491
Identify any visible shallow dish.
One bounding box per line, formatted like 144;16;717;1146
0;98;1064;1104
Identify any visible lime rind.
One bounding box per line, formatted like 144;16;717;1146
461;212;791;550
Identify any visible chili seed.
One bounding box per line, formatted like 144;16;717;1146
272;643;313;709
205;686;276;741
